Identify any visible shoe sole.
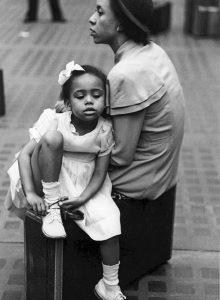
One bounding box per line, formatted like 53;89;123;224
42;227;66;239
94;288;104;300
94;286;126;300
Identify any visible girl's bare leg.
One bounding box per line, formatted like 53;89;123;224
100;236;120;266
30;130;63;196
30;130;66;238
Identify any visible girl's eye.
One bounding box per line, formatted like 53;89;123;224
74;92;84;99
93;93;101;98
92;90;103;98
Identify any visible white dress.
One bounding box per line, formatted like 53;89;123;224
6;109;121;241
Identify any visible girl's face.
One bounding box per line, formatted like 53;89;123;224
69;73;105;123
89;0;119;47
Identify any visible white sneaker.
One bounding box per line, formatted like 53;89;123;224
94;279;126;300
42;208;66;239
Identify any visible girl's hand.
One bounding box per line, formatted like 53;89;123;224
59;196;86;210
26;192;48;216
59;196;85;221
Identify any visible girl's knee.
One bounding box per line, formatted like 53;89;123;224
41;130;63;150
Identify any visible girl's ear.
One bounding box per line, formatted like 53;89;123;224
65;100;72;111
65;99;70;107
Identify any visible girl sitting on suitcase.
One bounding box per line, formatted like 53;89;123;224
7;61;126;300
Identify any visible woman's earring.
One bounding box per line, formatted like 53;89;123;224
117;25;122;32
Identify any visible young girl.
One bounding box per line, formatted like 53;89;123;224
6;61;126;300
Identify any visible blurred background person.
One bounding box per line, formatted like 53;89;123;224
24;0;66;23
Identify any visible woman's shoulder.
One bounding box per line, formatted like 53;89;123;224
108;42;167;80
108;59;136;80
108;59;163;91
107;45;168;114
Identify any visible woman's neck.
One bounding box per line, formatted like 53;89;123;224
71;114;98;136
110;34;128;53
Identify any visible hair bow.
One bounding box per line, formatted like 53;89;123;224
58;60;85;85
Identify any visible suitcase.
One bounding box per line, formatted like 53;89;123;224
184;0;220;35
192;5;209;36
24;186;176;300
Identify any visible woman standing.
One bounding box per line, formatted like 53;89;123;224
89;0;185;202
24;0;66;23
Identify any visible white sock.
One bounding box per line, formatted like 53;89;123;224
42;181;60;208
102;262;120;286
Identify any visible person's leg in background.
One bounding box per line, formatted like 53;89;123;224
48;0;66;22
24;0;39;22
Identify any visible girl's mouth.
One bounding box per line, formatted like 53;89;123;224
84;108;96;112
84;108;96;115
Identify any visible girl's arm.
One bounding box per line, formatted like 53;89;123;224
110;109;146;166
61;154;110;209
18;139;47;214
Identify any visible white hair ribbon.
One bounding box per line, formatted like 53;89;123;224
58;60;85;85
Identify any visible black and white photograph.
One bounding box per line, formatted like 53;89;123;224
0;0;219;299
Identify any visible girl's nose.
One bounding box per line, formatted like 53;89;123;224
85;94;93;104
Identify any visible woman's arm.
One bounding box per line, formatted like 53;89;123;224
60;154;110;209
18;139;46;214
110;109;146;167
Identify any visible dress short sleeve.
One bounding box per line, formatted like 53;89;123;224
98;119;115;157
29;109;58;142
108;60;167;115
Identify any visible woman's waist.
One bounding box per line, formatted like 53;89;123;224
109;156;178;199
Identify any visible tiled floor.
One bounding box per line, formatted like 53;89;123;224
0;0;219;299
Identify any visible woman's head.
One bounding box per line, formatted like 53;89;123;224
59;63;107;123
109;0;153;45
89;0;153;48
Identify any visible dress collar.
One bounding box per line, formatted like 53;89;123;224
67;111;103;136
114;40;140;64
114;40;152;64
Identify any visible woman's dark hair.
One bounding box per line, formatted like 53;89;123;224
109;0;151;45
60;65;107;104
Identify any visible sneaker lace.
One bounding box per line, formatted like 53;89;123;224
114;291;126;300
46;208;62;223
